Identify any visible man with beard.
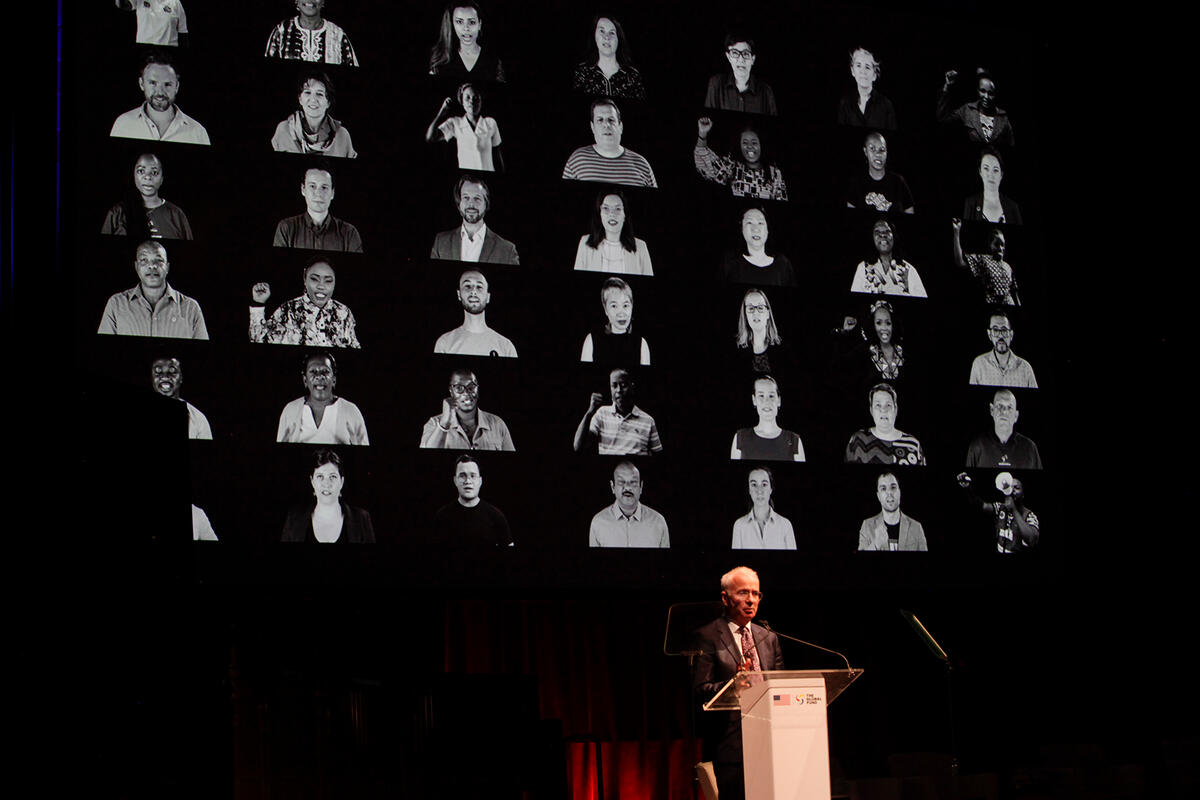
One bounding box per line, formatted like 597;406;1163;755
430;176;520;264
276;351;370;445
432;455;513;547
433;269;517;357
420;369;515;450
562;99;658;187
965;389;1041;469
273;167;363;252
857;472;927;551
969;312;1038;388
573;368;662;455
845;132;914;214
691;566;783;800
249;258;361;348
588;461;669;547
957;471;1040;553
110;53;210;145
150;356;211;440
98;240;208;338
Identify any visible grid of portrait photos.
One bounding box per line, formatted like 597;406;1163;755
73;1;1052;558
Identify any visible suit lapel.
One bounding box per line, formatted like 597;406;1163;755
479;231;496;262
716;622;740;665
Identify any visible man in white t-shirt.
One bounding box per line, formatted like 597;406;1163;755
434;269;518;357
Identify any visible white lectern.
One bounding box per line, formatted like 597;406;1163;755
703;669;863;800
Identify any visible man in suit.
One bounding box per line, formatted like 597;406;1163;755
430;175;520;264
692;566;783;800
857;471;928;551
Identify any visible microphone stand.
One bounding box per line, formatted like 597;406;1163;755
900;610;959;783
758;620;853;672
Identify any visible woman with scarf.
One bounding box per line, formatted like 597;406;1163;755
271;70;357;157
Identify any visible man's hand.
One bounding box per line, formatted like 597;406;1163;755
943;69;958;91
587;392;605;414
697;117;714;139
251;282;271;304
439;397;455;429
841;315;858;333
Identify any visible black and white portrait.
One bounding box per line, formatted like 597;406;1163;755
430;175;520;264
98;240;209;339
723;207;796;286
694;117;787;201
420;368;516;451
562;98;658;187
837;46;896;130
703;34;777;115
845;132;913;214
271;70;357;158
101;152;194;239
425;82;503;172
850;219;927;297
277;351;371;445
250;257;362;348
433;269;518;357
273;166;364;252
280;449;376;543
731;375;806;462
574;190;653;276
110;52;210;145
432;454;514;547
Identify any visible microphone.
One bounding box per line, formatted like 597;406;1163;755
758;620;853;672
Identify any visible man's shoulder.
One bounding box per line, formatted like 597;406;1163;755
113;106;143;124
590;505;613;525
621;148;650;165
567;145;597;161
479;408;510;427
486;228;516;248
631;404;656;423
331;214;359;232
639;503;666;523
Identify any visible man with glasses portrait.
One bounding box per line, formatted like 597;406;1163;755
420;369;516;451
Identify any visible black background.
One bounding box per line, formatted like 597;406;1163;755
17;1;1189;796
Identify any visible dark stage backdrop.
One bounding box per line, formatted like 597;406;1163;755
57;2;1152;798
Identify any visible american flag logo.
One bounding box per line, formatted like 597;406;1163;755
773;694;790;706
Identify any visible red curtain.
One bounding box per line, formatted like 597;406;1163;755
443;597;703;798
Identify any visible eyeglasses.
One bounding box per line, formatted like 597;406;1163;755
727;48;754;61
988;327;1012;335
450;382;479;395
732;589;763;600
744;304;768;314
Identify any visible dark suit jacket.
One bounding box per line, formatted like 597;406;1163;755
280;502;376;543
691;616;784;763
430;227;520;265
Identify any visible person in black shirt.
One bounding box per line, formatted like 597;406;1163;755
432;454;513;547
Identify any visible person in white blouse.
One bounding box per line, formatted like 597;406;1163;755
574;189;652;275
731;467;796;549
276;352;370;445
425;82;503;172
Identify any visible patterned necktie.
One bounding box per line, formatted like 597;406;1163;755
740;625;761;671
